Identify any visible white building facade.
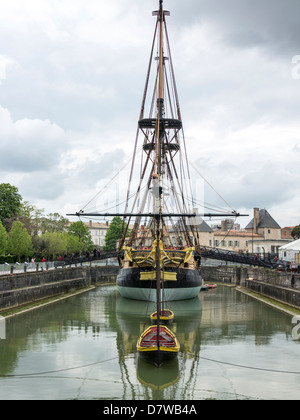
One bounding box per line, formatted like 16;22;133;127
85;221;110;249
279;239;300;265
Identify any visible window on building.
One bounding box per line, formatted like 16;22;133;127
228;241;233;246
234;241;239;247
221;240;226;246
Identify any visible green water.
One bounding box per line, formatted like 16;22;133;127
0;285;299;400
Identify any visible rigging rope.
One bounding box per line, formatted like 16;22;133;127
79;149;141;213
187;157;235;212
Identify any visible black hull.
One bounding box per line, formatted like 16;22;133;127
117;266;202;301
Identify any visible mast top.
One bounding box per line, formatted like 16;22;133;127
152;0;170;19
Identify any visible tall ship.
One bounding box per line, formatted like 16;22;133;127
70;1;241;302
116;0;204;302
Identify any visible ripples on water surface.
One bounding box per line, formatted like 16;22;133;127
0;284;299;400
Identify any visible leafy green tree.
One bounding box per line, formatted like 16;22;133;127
0;183;22;225
38;229;91;260
8;220;33;262
63;233;82;256
40;212;69;234
68;221;93;252
32;234;49;260
34;232;73;260
4;202;43;236
19;202;45;236
0;221;8;254
42;232;67;260
103;217;124;251
291;225;300;240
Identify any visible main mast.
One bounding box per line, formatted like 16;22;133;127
158;0;164;102
154;0;166;354
153;0;165;219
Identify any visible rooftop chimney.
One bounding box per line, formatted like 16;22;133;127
253;208;259;234
221;220;228;232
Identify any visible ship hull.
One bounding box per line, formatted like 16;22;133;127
117;267;202;302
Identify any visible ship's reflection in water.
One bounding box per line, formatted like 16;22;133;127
0;285;299;400
116;295;202;399
137;358;179;395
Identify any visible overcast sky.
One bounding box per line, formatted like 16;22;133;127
0;0;299;228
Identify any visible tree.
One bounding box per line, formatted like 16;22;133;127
0;221;8;254
42;232;67;260
19;201;45;236
4;201;44;236
68;221;93;252
0;183;22;225
40;212;69;234
291;225;300;240
8;221;33;262
63;233;82;256
34;232;80;260
32;234;49;260
103;217;124;251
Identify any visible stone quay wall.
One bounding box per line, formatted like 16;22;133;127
201;264;300;309
243;267;300;309
1;263;299;312
0;265;118;312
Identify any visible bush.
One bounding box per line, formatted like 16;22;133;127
0;255;16;264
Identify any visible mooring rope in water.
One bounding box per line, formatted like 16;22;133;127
198;355;300;375
1;353;300;379
0;355;120;378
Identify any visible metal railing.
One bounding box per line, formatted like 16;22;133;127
197;246;276;268
0;256;119;276
0;261;55;275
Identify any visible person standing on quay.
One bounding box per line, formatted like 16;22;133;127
291;274;295;288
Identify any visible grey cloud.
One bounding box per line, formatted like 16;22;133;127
19;165;65;201
0;112;65;173
0;0;299;227
203;160;297;214
224;31;266;49
76;149;126;184
170;0;300;55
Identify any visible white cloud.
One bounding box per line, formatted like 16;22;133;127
0;55;15;84
0;106;65;172
0;0;299;228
